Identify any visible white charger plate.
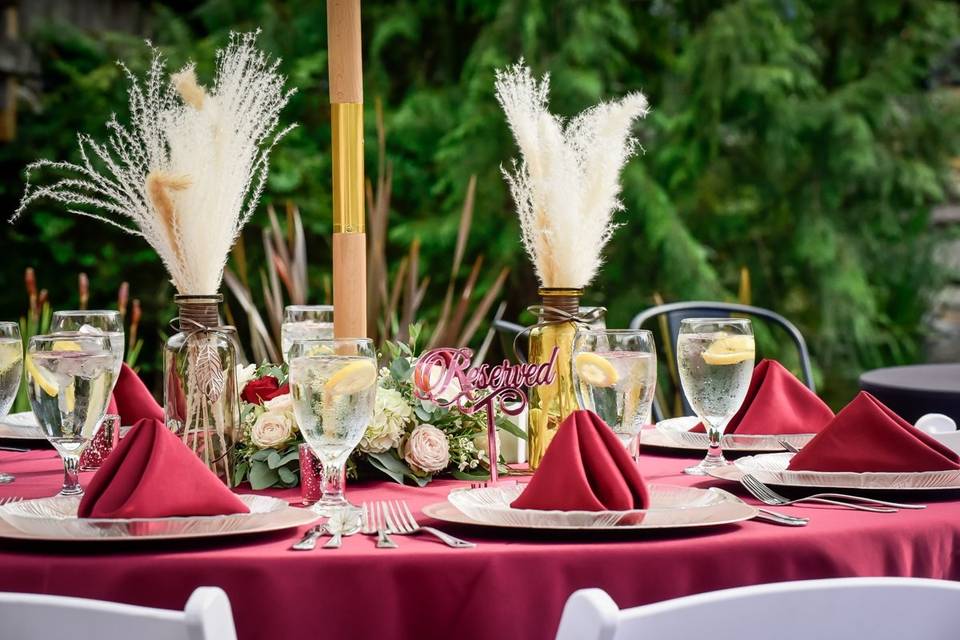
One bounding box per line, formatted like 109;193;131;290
640;416;815;453
424;483;757;531
0;412;45;440
0;494;319;541
709;452;960;491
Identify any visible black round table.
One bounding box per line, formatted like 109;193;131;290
859;363;960;423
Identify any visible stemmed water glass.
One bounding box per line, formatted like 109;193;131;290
572;329;657;457
289;337;377;516
676;318;755;475
281;305;334;363
51;310;125;379
25;333;116;496
0;322;23;484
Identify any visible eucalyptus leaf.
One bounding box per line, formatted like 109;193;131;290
277;449;300;466
367;452;406;484
389;356;413;381
267;449;284;469
414;406;434;422
277;465;297;485
250;449;273;462
249;460;280;490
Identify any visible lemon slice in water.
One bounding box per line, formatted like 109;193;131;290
52;340;82;352
25;356;58;396
324;360;377;395
0;342;22;375
702;335;755;366
574;352;619;387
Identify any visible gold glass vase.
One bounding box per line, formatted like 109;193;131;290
528;288;584;470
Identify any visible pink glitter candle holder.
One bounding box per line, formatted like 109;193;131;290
299;443;322;506
79;414;121;471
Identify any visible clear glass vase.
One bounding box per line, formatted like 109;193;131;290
528;288;601;470
163;294;240;486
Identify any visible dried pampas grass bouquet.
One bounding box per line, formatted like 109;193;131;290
13;31;295;296
494;61;648;291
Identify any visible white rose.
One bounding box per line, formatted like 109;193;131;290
250;411;294;449
403;424;450;474
425;364;462;403
264;392;293;413
360;387;412;454
236;363;257;391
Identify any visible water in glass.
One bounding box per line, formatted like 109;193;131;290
676;319;754;475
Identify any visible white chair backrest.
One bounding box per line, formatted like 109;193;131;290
0;586;237;640
556;578;960;640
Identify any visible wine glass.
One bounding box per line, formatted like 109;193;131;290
573;329;657;457
51;310;125;380
26;333;116;496
281;305;334;363
0;322;23;484
676;318;755;475
289;338;376;516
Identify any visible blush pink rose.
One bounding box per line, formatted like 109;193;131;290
403;424;450;474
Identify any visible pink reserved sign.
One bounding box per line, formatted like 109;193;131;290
412;347;559;483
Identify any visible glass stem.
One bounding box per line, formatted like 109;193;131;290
61;454;82;495
321;461;346;503
706;426;723;462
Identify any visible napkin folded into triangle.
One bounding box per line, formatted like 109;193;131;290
511;410;649;511
787;391;960;473
106;363;165;425
78;418;249;519
692;359;833;435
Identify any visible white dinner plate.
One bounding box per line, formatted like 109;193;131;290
0;494;319;541
423;484;757;532
640;417;816;453
708;452;960;491
0;412;45;440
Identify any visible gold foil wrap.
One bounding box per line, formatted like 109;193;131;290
331;102;365;233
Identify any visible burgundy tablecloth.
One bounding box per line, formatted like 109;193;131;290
0;447;958;640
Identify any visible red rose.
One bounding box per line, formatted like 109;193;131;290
241;376;287;405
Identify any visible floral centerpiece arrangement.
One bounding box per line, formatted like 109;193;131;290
494;60;649;469
13;31;295;484
233;325;525;489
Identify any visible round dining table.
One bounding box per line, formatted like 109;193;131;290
0;443;956;640
859;363;960;423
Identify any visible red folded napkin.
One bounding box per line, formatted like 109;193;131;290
78;418;249;518
511;410;649;511
692;360;833;435
106;363;165;425
787;391;960;473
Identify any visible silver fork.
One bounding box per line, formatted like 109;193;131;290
361;502;397;549
745;472;926;510
387;500;476;548
741;474;899;512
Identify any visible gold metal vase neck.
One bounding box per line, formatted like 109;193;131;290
538;288;582;320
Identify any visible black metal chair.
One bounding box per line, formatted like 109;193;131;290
493;319;527;363
630;301;814;421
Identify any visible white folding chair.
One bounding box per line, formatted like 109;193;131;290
556;578;960;640
0;586;237;640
